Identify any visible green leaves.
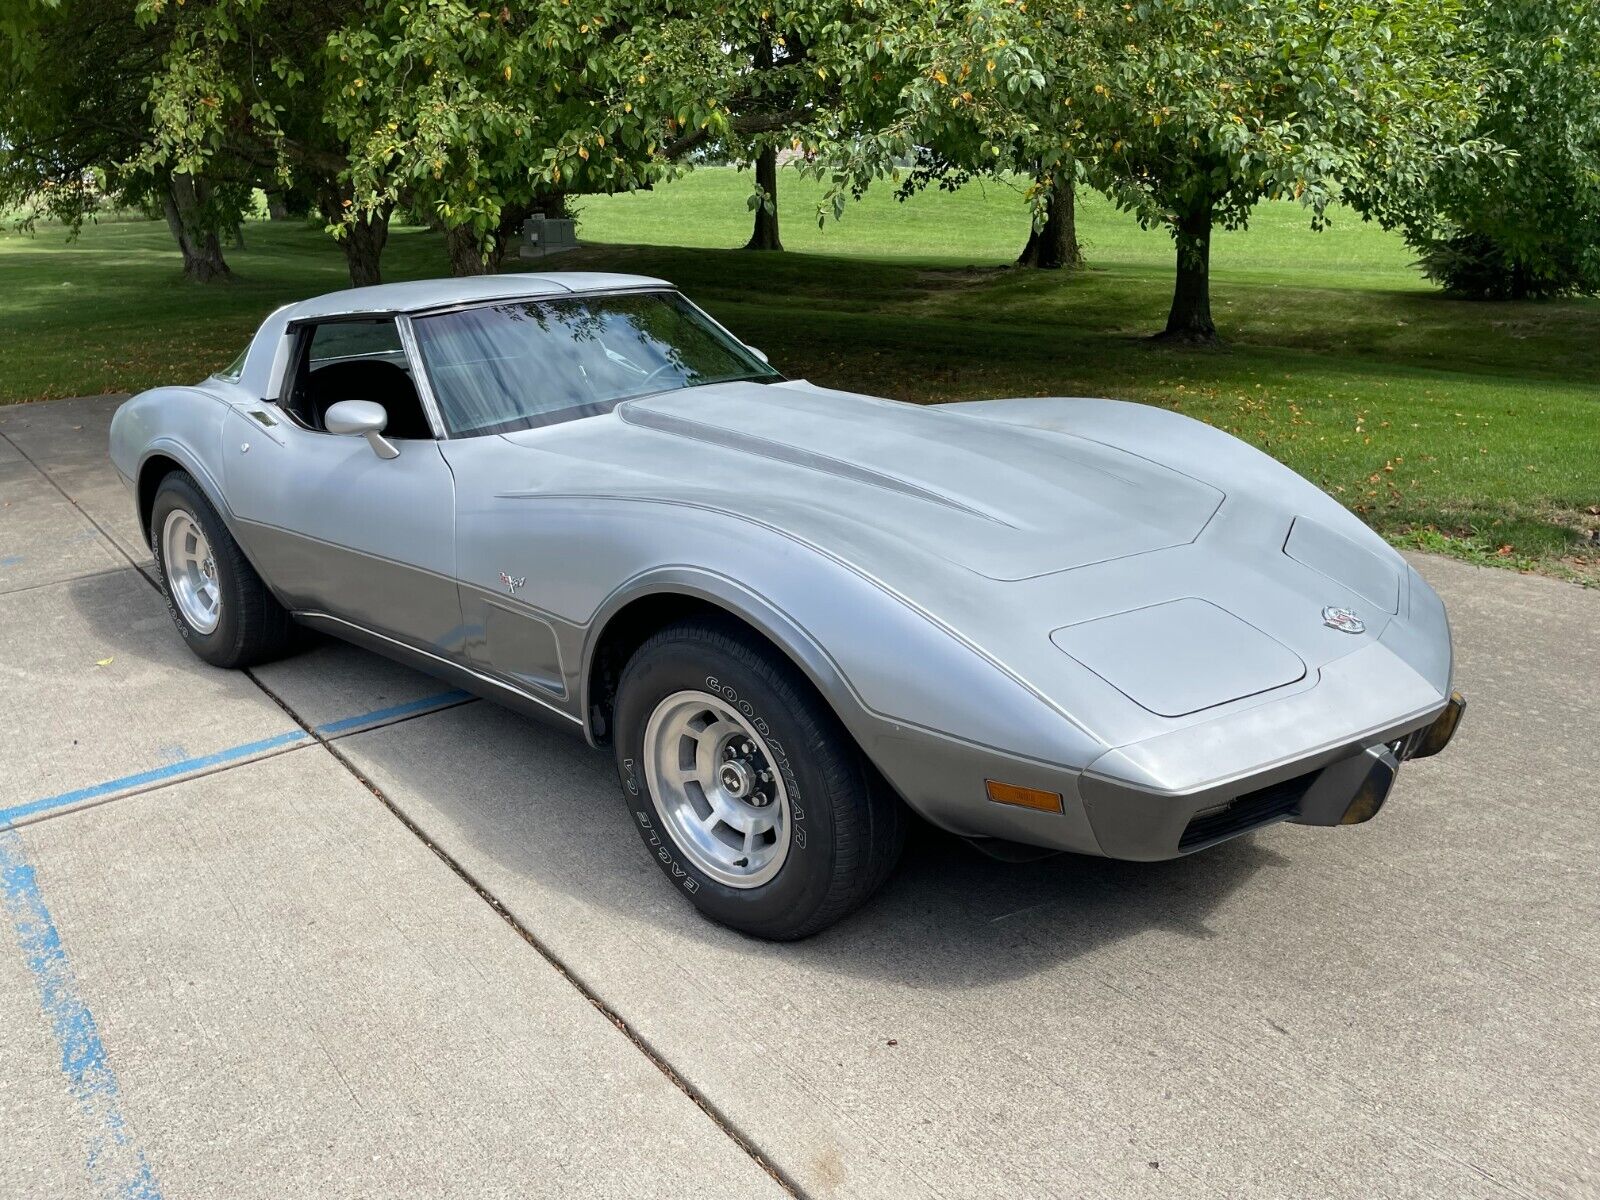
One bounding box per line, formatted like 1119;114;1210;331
1400;0;1600;297
3;0;1529;300
1041;0;1493;239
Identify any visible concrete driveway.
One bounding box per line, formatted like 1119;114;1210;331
2;394;1595;1199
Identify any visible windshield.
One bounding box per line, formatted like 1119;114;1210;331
411;290;781;437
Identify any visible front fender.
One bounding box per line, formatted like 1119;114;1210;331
580;565;857;745
576;548;1106;847
561;502;1102;773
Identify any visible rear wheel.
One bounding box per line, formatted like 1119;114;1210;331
149;471;295;668
614;617;905;940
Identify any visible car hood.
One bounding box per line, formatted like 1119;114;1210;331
607;381;1224;581
489;380;1441;747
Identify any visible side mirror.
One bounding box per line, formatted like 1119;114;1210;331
745;345;770;364
324;399;399;460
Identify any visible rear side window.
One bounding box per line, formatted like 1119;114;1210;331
214;344;248;382
306;321;405;368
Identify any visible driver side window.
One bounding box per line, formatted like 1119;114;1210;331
283;319;435;440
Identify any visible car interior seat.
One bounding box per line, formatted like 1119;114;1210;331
303;359;432;439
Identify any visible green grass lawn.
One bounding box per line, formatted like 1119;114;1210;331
3;167;1596;580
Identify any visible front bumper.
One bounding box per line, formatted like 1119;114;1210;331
865;691;1466;862
1082;690;1466;859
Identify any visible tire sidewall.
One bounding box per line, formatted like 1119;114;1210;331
149;475;244;664
615;638;840;933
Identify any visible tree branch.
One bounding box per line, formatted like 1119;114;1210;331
661;106;813;160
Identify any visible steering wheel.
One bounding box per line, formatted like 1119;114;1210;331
635;360;681;391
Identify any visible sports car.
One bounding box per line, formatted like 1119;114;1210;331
110;273;1466;939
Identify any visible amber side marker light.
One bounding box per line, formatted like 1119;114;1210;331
985;780;1064;814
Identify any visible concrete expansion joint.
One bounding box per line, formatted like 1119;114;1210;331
0;564;132;598
0;427;159;591
240;667;810;1200
3;738;315;833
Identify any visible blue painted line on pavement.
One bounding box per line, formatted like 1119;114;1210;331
0;730;310;830
0;554;23;567
0;830;164;1199
314;689;472;736
0;689;474;829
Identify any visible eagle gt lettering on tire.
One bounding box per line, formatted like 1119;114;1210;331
613;617;905;940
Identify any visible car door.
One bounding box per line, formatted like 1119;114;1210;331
437;433;577;707
221;317;463;654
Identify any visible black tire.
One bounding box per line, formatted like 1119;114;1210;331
149;471;296;668
614;617;905;940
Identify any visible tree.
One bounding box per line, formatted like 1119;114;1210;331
0;2;143;232
891;149;1084;270
747;139;785;251
1402;0;1600;299
801;0;1092;270
1014;162;1081;270
153;171;242;281
0;0;245;280
680;2;929;255
791;0;1051;244
131;0;399;285
323;0;670;275
996;0;1101;270
715;15;842;254
741;30;792;252
1068;0;1492;342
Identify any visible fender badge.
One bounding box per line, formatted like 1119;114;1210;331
499;571;526;595
1322;605;1365;634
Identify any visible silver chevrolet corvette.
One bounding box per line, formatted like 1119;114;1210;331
110;273;1465;938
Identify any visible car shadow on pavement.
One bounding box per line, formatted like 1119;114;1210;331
338;697;1287;990
791;821;1288;987
53;567;188;672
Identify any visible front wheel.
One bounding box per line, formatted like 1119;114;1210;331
149;470;296;668
614;618;905;940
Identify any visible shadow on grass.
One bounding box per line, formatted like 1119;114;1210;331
573;242;1600;391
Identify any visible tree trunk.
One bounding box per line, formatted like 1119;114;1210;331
315;182;391;287
486;201;536;272
1510;260;1531;301
231;224;246;251
446;193;569;274
340;206;389;288
1016;166;1081;269
745;144;783;251
446;224;489;276
266;194;290;221
483;202;534;272
1158;202;1217;343
159;172;232;283
742;31;783;253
